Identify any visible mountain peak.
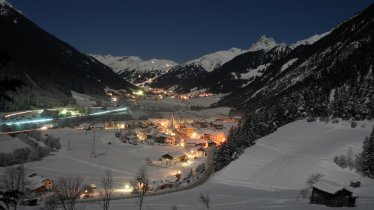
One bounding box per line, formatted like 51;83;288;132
249;35;278;52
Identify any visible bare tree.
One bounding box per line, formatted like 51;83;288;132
100;169;113;210
131;166;149;210
53;176;83;210
306;173;324;187
198;193;210;209
1;165;29;193
41;195;59;210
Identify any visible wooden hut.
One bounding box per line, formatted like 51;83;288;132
311;179;356;207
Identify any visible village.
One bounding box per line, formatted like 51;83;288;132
8;109;240;203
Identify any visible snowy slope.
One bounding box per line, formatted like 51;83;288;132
214;120;373;190
291;31;331;48
91;54;177;74
185;47;246;72
0;134;30;153
76;120;374;210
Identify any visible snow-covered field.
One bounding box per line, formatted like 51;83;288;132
15;128;192;191
73;120;374;210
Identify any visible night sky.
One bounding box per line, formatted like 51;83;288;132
10;0;373;63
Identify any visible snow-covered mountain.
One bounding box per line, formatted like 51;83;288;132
151;35;287;93
291;31;331;48
91;54;177;84
218;2;374;122
248;35;279;52
185;47;246;72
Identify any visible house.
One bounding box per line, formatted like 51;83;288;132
161;151;187;166
210;121;224;130
185;138;208;148
208;117;223;123
194;118;209;128
123;134;138;145
178;124;195;138
201;129;226;146
26;173;53;195
311;179;356;207
155;133;168;143
196;147;206;157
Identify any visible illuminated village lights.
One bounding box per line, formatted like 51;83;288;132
133;90;144;96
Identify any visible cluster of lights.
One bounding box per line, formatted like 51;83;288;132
133;90;144;96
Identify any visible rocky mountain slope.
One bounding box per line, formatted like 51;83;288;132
219;2;374;121
0;1;136;110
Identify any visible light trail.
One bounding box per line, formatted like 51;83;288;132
5;118;53;126
4;110;34;118
89;107;128;116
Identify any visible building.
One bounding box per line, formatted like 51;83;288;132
178;124;196;138
210;121;224;130
194;118;209;128
311;179;356;207
185;138;208;148
26;173;53;195
201;129;226;146
161;152;187;166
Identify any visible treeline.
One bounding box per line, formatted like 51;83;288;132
0;131;61;167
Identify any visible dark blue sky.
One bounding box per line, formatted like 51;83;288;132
10;0;373;63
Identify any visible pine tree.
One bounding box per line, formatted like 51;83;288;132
356;127;374;178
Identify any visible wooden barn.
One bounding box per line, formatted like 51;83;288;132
311;179;356;207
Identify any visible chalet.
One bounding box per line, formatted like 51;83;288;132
311;179;356;207
208;117;223;123
201;129;226;146
161;152;187;166
196;147;206;156
26;173;53;195
185;138;208;148
155;133;168;143
210;121;224;130
194;118;209;128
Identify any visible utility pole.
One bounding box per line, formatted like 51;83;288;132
90;126;96;158
67;139;71;151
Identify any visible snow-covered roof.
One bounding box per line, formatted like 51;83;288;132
164;175;178;183
27;174;46;190
127;134;136;139
199;129;224;135
162;151;186;159
313;179;353;194
185;138;207;144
